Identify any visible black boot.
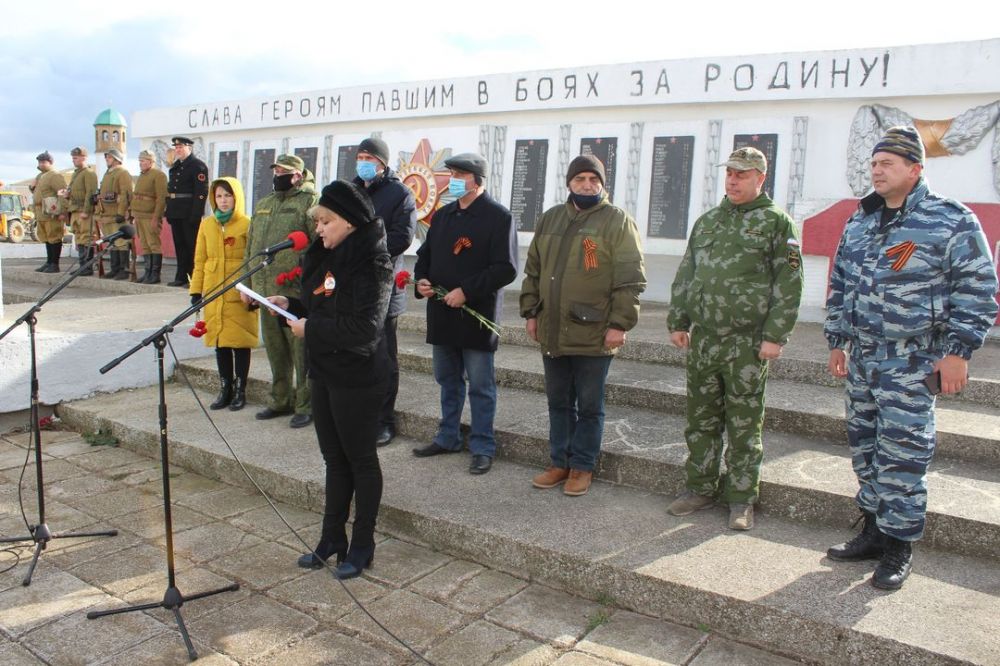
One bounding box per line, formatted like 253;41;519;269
210;378;234;410
77;245;94;276
827;511;884;561
229;377;247;411
297;538;347;569
113;250;130;280
335;544;375;580
102;249;119;279
37;243;54;272
138;254;152;283
871;536;913;590
147;254;162;284
43;243;62;273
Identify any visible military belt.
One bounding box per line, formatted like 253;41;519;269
167;193;193;199
133;193;156;200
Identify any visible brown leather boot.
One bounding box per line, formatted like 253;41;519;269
532;466;569;489
563;469;593;496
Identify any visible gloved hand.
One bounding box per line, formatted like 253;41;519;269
114;215;126;224
190;293;201;306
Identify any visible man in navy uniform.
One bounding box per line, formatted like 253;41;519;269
165;136;209;287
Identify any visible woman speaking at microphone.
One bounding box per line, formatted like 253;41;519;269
267;180;393;579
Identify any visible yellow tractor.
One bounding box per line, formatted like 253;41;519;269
0;190;34;243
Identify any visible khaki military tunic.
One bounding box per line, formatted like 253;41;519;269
64;166;99;246
132;167;167;253
96;166;133;249
33;168;68;244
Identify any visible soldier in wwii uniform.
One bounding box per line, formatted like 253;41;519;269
242;154;318;429
96;149;133;280
824;126;998;590
32;151;68;273
666;147;803;530
132;150;168;283
61;147;99;275
166;136;209;287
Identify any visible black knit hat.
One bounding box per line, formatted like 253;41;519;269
566;155;606;187
318;180;376;226
358;137;390;167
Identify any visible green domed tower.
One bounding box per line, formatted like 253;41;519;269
94;108;127;157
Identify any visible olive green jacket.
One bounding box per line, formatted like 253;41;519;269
132;167;168;219
244;178;318;298
520;197;646;356
33;169;67;222
667;193;803;345
96;166;133;217
66;166;98;214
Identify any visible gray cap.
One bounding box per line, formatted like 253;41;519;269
104;148;125;163
720;147;767;173
444;152;488;178
36;151;54;163
358;137;390;167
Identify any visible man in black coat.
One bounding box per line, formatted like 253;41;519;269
353;137;418;447
165;136;209;287
412;153;518;475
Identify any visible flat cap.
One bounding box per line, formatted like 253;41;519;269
358;137;390;167
138;149;156;161
444;152;488;178
36;151;54;162
104;148;125;163
721;147;767;173
70;146;88;157
171;136;195;146
271;154;305;173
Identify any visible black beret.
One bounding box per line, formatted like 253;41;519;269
358;137;390;167
171;136;195;146
444;152;488;178
318;180;376;227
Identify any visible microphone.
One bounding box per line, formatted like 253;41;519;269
259;231;309;256
100;224;136;244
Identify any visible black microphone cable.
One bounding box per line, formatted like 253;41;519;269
165;335;436;665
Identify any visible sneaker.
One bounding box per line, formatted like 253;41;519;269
532;466;569;489
563;469;593;496
666;490;715;516
729;503;754;530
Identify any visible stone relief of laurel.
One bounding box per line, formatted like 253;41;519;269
149;140;171;170
847;102;1000;197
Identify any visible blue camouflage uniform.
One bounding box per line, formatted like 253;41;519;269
824;177;998;541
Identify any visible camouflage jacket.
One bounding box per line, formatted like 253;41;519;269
824;178;998;359
244;180;318;298
66;166;98;214
96;166;133;217
668;193;803;345
33;168;66;222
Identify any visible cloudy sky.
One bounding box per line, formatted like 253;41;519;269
1;0;996;184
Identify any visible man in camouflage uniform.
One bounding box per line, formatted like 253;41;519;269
824;126;998;590
667;147;803;530
60;147;99;275
32;151;68;273
132;150;168;283
242;154;317;428
96;149;133;280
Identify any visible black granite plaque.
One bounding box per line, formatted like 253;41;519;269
579;137;618;203
336;145;359;182
294;147;318;177
217;150;238;178
252;148;276;212
647;136;695;239
509;139;548;232
733;134;778;199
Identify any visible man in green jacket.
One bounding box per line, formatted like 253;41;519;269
242;154;318;428
520;155;646;496
32;151;69;273
61;146;99;275
666;147;803;530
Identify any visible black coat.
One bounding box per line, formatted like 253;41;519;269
286;219;393;387
166;154;209;225
353;168;417;318
414;191;518;352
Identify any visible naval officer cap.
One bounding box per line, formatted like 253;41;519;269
444;153;488;178
171;136;195;146
720;147;767;173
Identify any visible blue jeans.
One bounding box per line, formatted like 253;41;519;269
432;345;497;457
542;355;613;472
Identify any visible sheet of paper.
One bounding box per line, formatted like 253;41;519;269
235;282;299;321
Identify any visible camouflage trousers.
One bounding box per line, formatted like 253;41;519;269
260;309;311;415
70;212;97;247
683;331;768;504
846;345;937;541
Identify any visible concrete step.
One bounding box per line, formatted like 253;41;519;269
175;351;1000;561
56;385;1000;666
390;330;1000;466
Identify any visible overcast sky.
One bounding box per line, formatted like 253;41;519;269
2;0;996;184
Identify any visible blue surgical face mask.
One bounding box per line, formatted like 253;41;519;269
448;177;467;198
356;160;378;181
569;191;602;210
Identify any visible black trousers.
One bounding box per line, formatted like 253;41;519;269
168;216;196;282
215;347;251;382
379;315;400;428
311;378;384;552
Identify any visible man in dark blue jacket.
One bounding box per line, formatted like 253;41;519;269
412;153;518;474
353;137;418;447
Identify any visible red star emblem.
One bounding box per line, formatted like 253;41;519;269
398;139;452;231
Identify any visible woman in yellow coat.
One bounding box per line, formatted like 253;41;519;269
190;177;259;410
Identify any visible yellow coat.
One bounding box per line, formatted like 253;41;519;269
190;177;259;349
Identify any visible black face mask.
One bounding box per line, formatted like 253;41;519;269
569;191;602;210
273;173;295;192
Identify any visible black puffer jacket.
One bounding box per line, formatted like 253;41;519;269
287;219;393;387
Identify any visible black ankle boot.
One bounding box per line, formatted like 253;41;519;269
229;378;247;411
335;545;375;580
827;511;884;561
210;378;233;410
872;537;913;590
297;540;347;569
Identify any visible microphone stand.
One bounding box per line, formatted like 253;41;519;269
0;244;120;586
87;249;285;662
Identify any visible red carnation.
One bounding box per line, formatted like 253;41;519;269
395;270;411;290
190;320;207;338
292;266;302;278
276;273;287;286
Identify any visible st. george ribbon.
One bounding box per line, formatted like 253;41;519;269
258;230;310;256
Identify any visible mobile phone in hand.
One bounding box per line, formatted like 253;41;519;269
924;370;941;395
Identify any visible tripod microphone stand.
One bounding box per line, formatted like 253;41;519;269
87;250;283;661
0;243;121;586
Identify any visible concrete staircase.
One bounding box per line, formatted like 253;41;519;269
57;296;1000;665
